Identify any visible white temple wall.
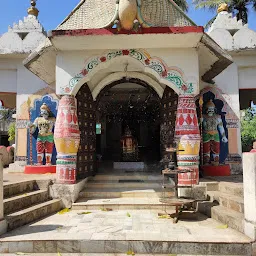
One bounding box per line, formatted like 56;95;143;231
238;67;256;89
16;62;47;116
233;55;256;90
0;57;47;111
0;58;19;93
214;63;242;155
214;63;240;118
56;48;200;96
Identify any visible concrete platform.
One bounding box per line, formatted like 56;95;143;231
114;162;145;169
0;210;252;255
72;197;172;210
0;254;249;256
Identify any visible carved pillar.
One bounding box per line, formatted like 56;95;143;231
54;95;80;184
175;95;200;186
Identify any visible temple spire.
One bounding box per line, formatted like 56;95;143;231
27;0;39;18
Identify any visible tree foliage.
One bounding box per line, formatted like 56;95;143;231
174;0;189;12
241;108;256;152
192;0;256;25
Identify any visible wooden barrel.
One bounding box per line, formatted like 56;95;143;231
54;95;80;184
174;95;200;186
119;0;137;30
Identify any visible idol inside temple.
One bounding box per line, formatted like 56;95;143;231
120;126;139;161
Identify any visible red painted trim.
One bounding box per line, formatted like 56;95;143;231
24;165;56;174
50;26;204;38
239;88;256;90
201;165;231;176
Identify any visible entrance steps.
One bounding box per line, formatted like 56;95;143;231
0;254;249;256
3;179;62;231
73;171;174;210
198;178;244;233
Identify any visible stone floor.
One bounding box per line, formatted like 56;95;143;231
3;168;56;185
0;209;252;254
0;254;248;256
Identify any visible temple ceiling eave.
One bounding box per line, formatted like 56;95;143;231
48;28;204;50
23;41;57;85
199;34;233;83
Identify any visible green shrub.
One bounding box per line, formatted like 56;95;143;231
241;108;256;152
8;122;16;142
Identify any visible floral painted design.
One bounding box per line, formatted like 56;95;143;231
59;49;195;95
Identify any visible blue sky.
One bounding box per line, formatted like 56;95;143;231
0;0;256;35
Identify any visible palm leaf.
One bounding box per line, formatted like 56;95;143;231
173;0;189;12
193;0;232;10
252;0;256;11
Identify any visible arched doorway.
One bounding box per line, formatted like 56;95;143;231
96;78;161;165
75;77;178;177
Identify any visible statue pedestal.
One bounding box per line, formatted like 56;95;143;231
201;165;231;176
24;165;56;174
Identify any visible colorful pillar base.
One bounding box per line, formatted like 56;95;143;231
54;95;80;184
175;95;200;186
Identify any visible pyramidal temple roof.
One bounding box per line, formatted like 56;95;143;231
57;0;196;31
0;0;46;55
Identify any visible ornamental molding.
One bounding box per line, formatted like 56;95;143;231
60;49;197;96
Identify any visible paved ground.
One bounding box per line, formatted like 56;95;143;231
1;254;246;256
3;168;56;185
0;254;247;256
1;209;250;243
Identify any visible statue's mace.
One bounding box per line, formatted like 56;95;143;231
27;98;33;165
199;96;204;166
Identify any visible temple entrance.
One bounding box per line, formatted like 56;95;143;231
96;78;161;165
76;78;178;177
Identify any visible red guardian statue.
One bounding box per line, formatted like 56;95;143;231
28;103;56;165
202;100;228;165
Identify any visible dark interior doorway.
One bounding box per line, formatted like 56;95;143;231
95;79;161;163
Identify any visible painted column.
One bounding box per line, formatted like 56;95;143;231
175;95;200;186
54;95;80;184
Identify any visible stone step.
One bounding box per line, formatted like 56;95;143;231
208;191;244;213
199;179;219;191
6;199;62;231
86;181;164;189
91;174;164;182
1;254;248;256
0;238;251;255
72;197;173;210
4;180;36;198
4;189;49;215
211;205;244;233
219;182;243;197
79;188;173;198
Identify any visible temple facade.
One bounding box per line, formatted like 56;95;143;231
2;1;256;183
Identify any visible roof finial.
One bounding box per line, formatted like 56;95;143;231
217;3;228;13
27;0;39;18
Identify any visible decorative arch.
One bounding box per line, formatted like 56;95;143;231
59;49;196;96
91;72;164;100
